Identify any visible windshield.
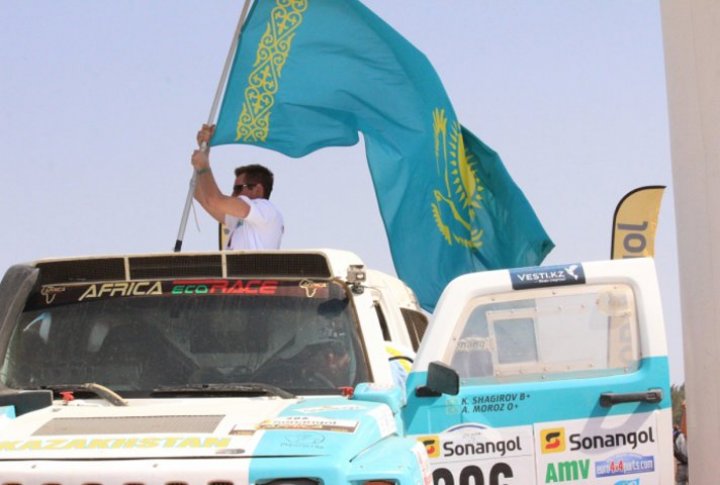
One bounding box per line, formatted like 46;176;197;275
0;278;370;396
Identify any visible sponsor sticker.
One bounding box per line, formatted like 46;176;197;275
419;435;441;458
534;414;660;484
414;424;535;484
79;281;163;300
596;453;655;477
299;280;328;298
171;279;279;296
424;424;532;462
41;286;65;304
257;416;358;433
510;264;585;290
544;458;591;482
0;436;231;451
28;279;335;309
295;404;366;414
540;428;566;454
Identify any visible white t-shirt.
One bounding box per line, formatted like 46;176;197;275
224;196;284;250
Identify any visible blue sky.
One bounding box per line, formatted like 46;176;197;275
0;1;681;383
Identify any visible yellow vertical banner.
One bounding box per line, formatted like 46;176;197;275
611;186;666;259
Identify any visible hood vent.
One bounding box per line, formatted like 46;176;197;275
32;415;224;436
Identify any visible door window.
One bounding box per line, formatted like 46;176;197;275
449;284;640;383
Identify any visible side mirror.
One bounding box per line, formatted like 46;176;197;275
415;361;459;397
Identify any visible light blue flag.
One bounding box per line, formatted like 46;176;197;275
212;0;554;311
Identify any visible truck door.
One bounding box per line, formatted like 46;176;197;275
403;258;673;485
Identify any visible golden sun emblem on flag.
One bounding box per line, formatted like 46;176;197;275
431;108;484;248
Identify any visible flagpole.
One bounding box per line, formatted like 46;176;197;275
174;0;253;252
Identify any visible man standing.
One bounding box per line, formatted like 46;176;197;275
191;124;284;249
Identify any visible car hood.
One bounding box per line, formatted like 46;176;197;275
0;396;397;461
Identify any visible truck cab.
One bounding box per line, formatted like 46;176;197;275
0;252;672;484
0;250;428;484
403;258;673;484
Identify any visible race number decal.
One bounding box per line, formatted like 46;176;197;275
432;462;514;485
417;424;534;485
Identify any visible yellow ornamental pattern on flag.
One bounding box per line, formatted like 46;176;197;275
431;108;484;249
236;0;308;142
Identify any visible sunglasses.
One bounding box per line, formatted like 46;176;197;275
233;183;257;193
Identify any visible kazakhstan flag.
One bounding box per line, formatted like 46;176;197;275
212;0;554;311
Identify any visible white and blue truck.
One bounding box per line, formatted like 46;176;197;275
0;250;672;484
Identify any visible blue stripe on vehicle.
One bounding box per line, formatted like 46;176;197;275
248;397;392;483
403;356;670;434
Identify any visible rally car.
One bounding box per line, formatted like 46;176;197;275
0;250;429;484
0;251;673;484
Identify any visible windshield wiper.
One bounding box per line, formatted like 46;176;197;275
151;382;294;399
42;383;128;407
